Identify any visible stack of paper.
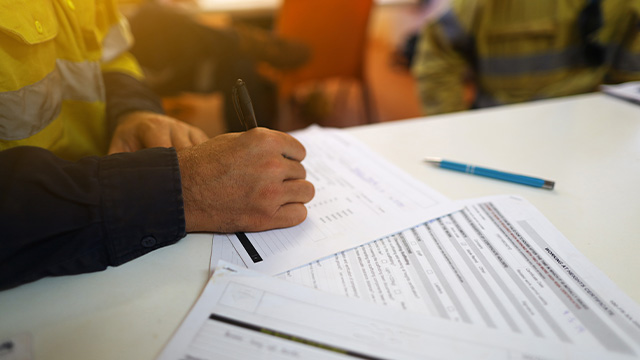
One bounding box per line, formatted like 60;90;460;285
160;126;640;360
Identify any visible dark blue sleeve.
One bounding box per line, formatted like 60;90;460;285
103;71;166;134
0;146;186;290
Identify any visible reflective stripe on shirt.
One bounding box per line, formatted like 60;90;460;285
0;59;103;141
613;46;640;72
480;45;640;77
102;17;135;63
479;47;586;76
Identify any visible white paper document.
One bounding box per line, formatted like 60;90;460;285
277;195;640;356
158;262;634;360
601;82;640;105
225;126;458;275
212;195;640;356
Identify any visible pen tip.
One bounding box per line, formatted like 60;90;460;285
423;157;442;164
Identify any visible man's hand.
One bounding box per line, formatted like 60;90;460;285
109;111;209;154
177;128;315;233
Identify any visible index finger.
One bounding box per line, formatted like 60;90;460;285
142;128;173;149
108;137;133;154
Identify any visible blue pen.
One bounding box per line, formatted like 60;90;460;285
424;157;555;190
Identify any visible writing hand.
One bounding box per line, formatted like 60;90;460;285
108;111;209;154
178;128;315;232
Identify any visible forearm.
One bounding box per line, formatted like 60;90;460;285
414;70;469;115
412;27;472;114
104;71;166;134
0;146;185;290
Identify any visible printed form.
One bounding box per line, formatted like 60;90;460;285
225;126;459;275
212;195;640;357
158;262;633;360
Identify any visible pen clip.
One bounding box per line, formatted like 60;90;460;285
231;83;246;129
232;79;258;130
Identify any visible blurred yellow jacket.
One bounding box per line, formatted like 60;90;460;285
412;0;640;115
0;0;144;160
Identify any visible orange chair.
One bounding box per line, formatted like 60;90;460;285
266;0;377;125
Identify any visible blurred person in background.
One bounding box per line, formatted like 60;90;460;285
412;0;640;115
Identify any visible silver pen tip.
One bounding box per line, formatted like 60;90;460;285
542;180;555;190
423;157;442;164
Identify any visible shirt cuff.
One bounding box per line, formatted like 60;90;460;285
99;147;186;265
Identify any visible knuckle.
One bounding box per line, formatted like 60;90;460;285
288;205;308;226
260;133;282;149
257;183;284;202
306;182;315;201
143;115;169;131
263;157;286;175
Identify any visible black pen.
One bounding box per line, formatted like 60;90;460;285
232;79;258;130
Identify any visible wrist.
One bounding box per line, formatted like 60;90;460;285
177;146;205;232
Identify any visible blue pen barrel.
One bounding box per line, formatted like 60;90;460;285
439;160;548;188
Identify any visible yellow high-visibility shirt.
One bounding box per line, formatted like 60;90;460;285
0;0;145;160
412;0;640;115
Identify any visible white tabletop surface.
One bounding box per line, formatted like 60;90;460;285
1;92;638;360
347;93;640;303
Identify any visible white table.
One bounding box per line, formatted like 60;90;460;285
1;93;638;360
348;93;640;303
